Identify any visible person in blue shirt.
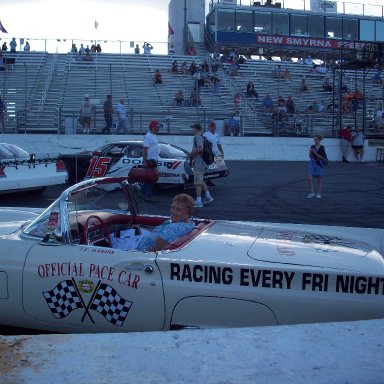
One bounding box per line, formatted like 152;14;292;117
137;194;196;252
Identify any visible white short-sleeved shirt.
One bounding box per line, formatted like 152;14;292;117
116;103;126;120
143;132;159;160
203;131;221;156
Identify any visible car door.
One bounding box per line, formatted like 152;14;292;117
23;242;165;332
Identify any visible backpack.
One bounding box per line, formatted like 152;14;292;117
199;134;214;165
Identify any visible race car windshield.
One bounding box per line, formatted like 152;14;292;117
159;143;187;158
0;144;29;160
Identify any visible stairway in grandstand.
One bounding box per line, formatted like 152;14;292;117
1;49;382;137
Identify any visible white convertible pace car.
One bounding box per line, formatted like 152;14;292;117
0;176;383;333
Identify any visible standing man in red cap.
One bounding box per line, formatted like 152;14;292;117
187;123;214;208
142;120;160;201
203;121;224;186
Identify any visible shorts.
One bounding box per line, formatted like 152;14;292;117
80;116;91;126
193;170;204;185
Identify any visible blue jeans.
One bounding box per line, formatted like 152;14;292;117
142;182;154;199
117;119;127;134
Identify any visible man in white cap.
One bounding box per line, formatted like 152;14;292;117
203;121;224;186
142;120;160;201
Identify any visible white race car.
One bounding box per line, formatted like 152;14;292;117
0;143;67;194
58;140;229;186
0;176;383;333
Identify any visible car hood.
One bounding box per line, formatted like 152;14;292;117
182;221;384;275
0;207;43;235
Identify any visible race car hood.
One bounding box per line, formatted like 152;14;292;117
0;207;43;235
184;221;384;275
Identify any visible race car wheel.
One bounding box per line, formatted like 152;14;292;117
84;215;112;247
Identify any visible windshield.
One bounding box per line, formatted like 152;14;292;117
22;178;136;241
159;143;188;158
0;144;30;160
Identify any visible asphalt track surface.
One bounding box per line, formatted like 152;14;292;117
0;160;383;228
0;160;383;335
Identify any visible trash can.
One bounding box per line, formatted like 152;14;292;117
65;116;77;134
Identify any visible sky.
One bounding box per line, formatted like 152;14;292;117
0;0;209;54
0;0;383;54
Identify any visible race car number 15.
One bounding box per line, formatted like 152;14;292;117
86;156;111;178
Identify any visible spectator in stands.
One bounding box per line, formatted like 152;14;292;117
23;41;30;52
304;55;313;65
154;69;163;85
273;65;283;79
116;98;127;134
171;60;178;74
134;44;140;54
307;100;319;113
338;125;352;162
317;63;328;75
230;59;239;77
323;77;333;92
283;68;291;80
228;113;240;136
96;44;102;53
85;45;90;54
372;69;382;85
102;95;113;134
187;45;196;56
173;90;184;107
300;77;309;92
190;87;201;107
297;57;304;64
71;43;78;53
79;44;85;55
262;94;274;113
246;81;258;99
286;95;295;114
79;94;95;134
181;61;188;75
189;61;197;76
0;96;5;133
10;38;17;53
319;101;326;113
91;44;96;53
234;93;240;111
83;51;93;61
1;42;8;51
143;42;153;55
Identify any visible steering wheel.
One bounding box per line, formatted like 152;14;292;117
83;215;112;247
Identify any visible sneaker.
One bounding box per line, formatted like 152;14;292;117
307;193;315;199
315;194;322;199
203;196;214;204
194;200;203;208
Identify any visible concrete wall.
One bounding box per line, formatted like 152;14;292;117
1;134;379;162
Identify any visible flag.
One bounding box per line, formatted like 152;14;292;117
43;280;84;319
0;21;8;34
168;22;174;37
94;20;99;30
89;283;132;326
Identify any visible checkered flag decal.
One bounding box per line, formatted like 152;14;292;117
43;280;84;319
90;283;132;326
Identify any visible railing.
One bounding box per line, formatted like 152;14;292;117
209;0;384;18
